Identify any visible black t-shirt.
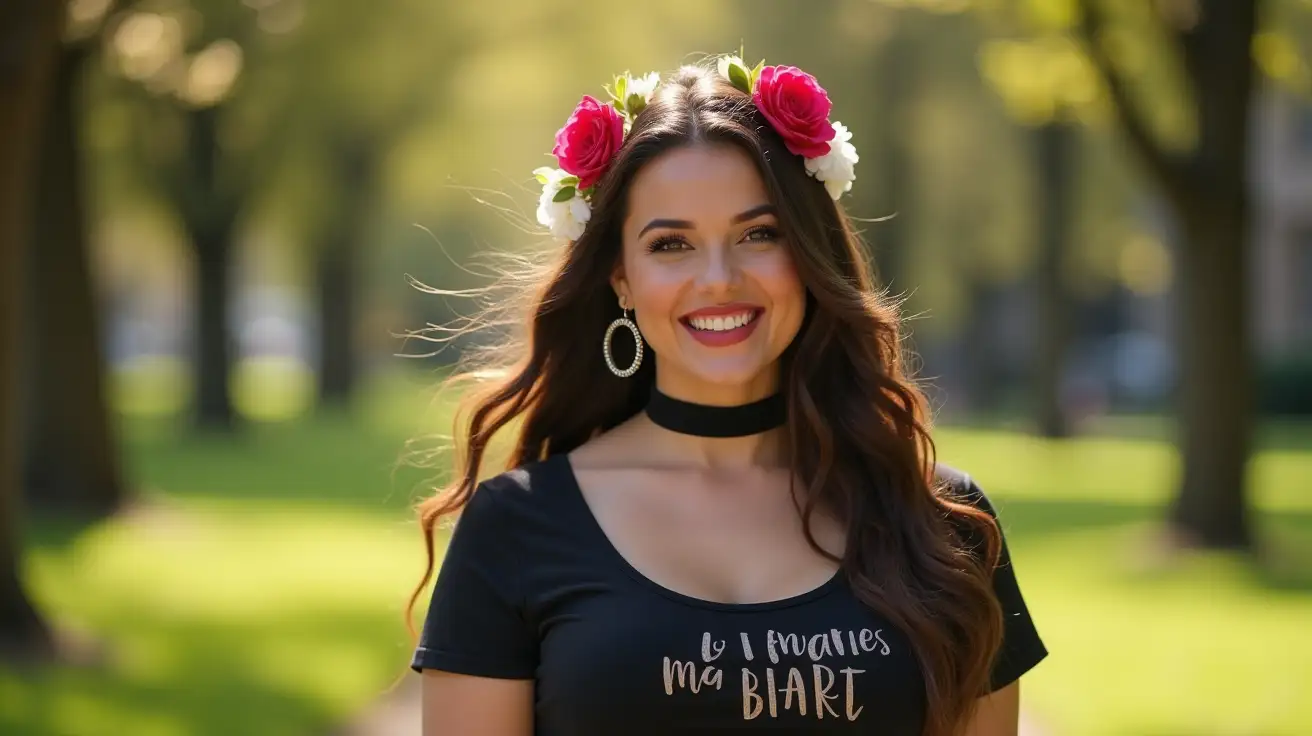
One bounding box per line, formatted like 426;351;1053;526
412;454;1047;734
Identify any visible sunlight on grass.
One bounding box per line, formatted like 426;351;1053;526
1014;526;1312;734
936;429;1312;735
4;498;439;736
232;357;317;422
936;426;1311;511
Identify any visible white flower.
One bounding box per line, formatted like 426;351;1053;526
716;55;745;82
625;71;661;104
804;121;859;200
533;167;591;241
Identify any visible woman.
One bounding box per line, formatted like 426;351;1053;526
408;57;1046;735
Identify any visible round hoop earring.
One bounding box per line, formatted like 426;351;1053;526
603;308;643;378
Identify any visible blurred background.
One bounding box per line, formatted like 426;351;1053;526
1;0;1310;734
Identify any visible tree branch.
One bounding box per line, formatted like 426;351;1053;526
1075;0;1189;195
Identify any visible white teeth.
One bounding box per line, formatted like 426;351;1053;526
689;311;757;332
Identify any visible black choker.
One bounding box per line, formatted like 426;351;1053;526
645;389;787;438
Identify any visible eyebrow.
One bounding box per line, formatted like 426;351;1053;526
636;203;776;238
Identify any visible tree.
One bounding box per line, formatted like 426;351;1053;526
0;0;65;661
104;1;288;430
870;12;920;292
313;127;394;406
1032;119;1078;438
280;2;479;407
1076;0;1261;548
23;2;128;517
973;0;1310;548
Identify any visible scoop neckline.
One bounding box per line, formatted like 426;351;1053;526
550;452;846;613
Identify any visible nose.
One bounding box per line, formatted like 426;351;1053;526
696;244;739;295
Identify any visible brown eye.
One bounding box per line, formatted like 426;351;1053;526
646;235;690;253
743;226;780;243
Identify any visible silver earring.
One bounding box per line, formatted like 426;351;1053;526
603;303;643;378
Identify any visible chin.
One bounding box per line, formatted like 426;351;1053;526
678;360;776;392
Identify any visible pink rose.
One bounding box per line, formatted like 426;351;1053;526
752;66;836;159
552;95;625;190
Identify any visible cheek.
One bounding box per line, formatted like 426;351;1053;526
754;253;806;314
624;259;684;325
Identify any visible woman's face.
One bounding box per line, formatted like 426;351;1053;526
612;143;806;404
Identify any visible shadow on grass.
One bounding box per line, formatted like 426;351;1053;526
941;415;1312;453
993;495;1312;593
22;512;103;553
0;607;413;736
120;408;444;515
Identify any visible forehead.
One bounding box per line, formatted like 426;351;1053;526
623;144;771;231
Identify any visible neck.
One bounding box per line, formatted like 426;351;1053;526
640;376;788;470
637;414;788;470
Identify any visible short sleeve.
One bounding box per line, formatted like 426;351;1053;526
410;482;538;679
950;472;1049;692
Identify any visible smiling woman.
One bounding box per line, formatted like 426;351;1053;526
407;55;1045;736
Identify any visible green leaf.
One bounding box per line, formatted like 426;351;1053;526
552;185;577;203
626;93;646;117
614;75;627;106
727;62;753;94
532;167;555;185
558;174;580;187
751;59;765;86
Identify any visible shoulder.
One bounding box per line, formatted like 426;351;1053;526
932;462;998;518
459;456;575;531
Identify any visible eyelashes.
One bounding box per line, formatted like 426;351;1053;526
645;234;687;253
644;225;782;253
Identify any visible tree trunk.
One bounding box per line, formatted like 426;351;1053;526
0;0;63;662
23;43;126;517
192;219;236;430
1168;187;1253;547
316;240;359;405
959;280;1007;414
186;106;239;431
1077;0;1259;549
873;22;914;291
1033;121;1077;438
316;137;377;407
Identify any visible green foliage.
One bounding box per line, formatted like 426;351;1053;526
965;0;1312;130
725;58;754;94
609;74;627;106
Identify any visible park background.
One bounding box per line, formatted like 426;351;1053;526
2;0;1311;734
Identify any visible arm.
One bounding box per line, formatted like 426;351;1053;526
941;469;1046;736
962;681;1020;736
421;670;533;736
413;480;539;735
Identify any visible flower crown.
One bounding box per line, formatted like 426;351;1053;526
534;54;860;241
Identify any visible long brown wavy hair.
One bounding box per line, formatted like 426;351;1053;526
407;63;1004;736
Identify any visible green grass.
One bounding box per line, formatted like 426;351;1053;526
2;373;1310;735
1;371;456;736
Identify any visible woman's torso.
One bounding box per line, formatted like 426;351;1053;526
501;454;928;735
